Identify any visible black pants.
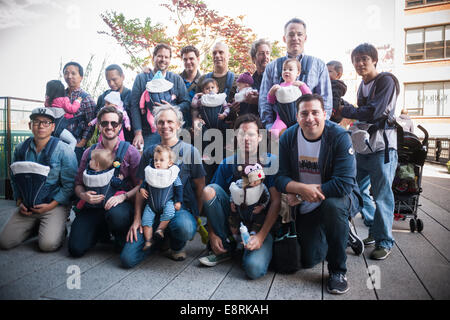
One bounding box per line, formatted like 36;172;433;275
296;197;350;274
68;202;133;257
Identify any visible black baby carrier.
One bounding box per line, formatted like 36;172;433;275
82;141;130;208
10;136;60;210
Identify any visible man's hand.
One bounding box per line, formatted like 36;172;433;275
209;230;227;255
139;188;149;199
133;132;144;150
244;90;259;105
126;218;143;243
76;139;87;148
286;193;302;207
82;191;105;205
30;202;57;215
229;101;240;114
299;184;325;203
244;233;264;251
18;203;32;216
154;100;172;107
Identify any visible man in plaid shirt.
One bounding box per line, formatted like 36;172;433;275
63;61;97;163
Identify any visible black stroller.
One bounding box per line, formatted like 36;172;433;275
392;123;429;233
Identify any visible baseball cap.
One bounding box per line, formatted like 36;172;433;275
30;107;56;121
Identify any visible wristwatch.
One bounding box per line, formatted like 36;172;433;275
296;194;303;202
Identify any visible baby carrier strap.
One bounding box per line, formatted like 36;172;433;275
276;55;313;84
205;72;235;100
15;136;59;167
363;72;400;164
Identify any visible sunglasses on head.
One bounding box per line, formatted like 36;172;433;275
100;121;120;128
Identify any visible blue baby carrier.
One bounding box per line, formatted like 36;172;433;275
51;91;89;139
144;167;178;214
82;141;130;208
10;136;60;210
145;143;200;217
143;71;176;124
274;56;313;128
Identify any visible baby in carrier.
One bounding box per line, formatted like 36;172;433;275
140;145;183;251
139;71;177;134
229;163;270;240
45;80;82;150
234;72;258;116
192;78;230;132
267;58;312;138
89;91;131;142
75;149;125;211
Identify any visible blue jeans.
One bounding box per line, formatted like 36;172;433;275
141;201;175;227
204;184;273;280
120;207;197;269
296;197;350;274
68;201;133;257
356;149;398;249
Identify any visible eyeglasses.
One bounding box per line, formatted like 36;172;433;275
100;121;120;128
31;120;53;127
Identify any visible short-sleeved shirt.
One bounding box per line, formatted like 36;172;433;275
75;140;141;190
138;140;206;216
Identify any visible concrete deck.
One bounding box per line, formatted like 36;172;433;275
0;163;449;300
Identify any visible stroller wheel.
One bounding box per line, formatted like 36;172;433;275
409;219;416;233
416;219;424;233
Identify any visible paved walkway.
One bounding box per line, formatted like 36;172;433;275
0;163;449;300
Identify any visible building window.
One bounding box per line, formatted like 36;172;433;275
405;81;450;116
406;24;450;61
406;0;450;8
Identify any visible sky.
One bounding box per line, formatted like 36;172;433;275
0;0;396;101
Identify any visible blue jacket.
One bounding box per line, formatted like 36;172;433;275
275;121;362;216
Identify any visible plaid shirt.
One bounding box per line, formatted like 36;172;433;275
259;53;332;129
65;88;97;141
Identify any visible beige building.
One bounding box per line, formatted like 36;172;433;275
394;0;450;138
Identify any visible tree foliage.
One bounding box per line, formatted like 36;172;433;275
99;0;283;74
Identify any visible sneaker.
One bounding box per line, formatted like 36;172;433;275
348;221;364;256
198;252;232;267
370;246;391;260
327;273;349;295
363;236;376;247
169;249;186;261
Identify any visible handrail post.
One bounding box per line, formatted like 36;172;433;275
5;97;13;199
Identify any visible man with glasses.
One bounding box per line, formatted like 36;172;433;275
0;108;77;252
335;43;400;261
259;18;332;131
68;106;141;257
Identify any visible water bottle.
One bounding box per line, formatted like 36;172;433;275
240;222;250;246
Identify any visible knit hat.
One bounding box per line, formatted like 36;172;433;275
237;72;254;86
146;70;174;93
104;91;123;108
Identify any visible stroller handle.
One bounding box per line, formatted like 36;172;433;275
417;125;429;147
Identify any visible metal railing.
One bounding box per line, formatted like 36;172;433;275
425;137;450;164
1;97;44;199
